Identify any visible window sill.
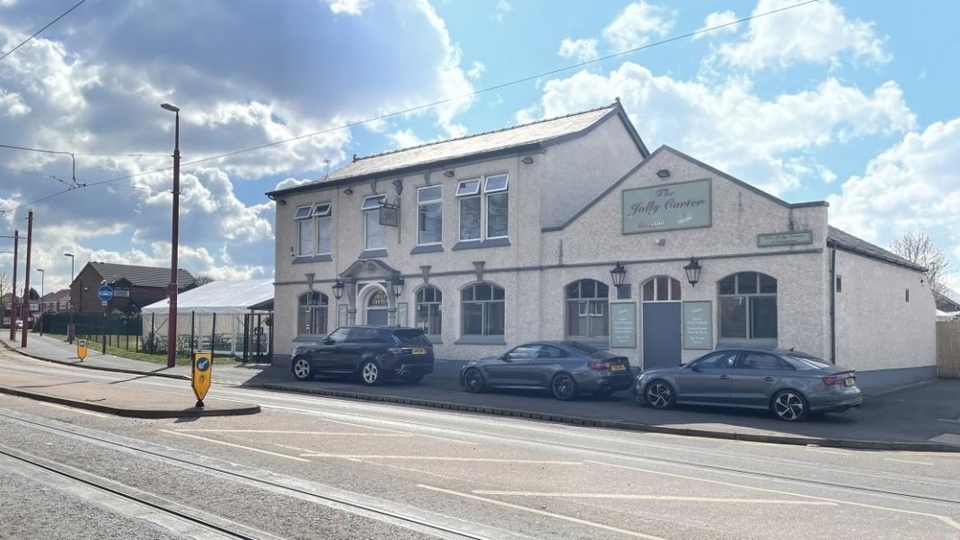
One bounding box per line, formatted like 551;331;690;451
426;335;443;345
292;254;332;264
358;249;387;259
410;244;444;255
455;336;507;346
452;238;511;251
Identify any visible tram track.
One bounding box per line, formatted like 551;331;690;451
250;395;960;509
0;411;505;540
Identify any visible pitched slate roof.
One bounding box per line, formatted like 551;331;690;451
826;226;926;272
268;101;648;197
42;289;71;303
90;262;195;288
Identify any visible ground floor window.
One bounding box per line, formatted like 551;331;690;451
416;286;442;335
297;291;329;336
718;272;777;343
565;279;608;338
462;283;504;336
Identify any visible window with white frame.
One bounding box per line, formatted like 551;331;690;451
417;185;442;245
565;279;609;338
457;174;509;242
362;195;387;250
461;283;505;336
296;203;333;256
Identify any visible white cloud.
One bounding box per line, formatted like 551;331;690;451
694;10;740;38
558;38;599;63
491;0;511;22
467;61;485;80
523;63;914;196
387;129;425;149
718;0;890;69
828;119;960;250
602;1;674;51
324;0;371;16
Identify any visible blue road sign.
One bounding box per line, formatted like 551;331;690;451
97;284;114;302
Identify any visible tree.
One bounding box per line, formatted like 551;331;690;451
194;274;215;286
889;231;953;295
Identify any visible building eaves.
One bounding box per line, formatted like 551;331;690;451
826;226;927;272
268;101;635;199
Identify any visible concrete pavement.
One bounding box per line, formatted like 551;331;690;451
2;333;959;452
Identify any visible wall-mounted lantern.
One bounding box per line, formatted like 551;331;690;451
684;257;702;287
332;278;344;301
610;261;627;288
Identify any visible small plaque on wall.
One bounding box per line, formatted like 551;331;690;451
397;302;408;327
609;302;637;349
337;304;347;327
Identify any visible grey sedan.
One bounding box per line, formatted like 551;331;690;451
635;348;862;421
460;341;633;400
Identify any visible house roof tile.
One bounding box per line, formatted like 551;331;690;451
90;262;196;288
827;226;926;272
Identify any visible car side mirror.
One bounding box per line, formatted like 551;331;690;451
690;364;701;372
322;338;334;345
501;353;512;363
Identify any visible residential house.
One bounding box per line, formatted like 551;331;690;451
71;262;196;314
40;288;71;312
266;101;935;391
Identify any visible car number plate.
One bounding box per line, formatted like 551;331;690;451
844;377;855;387
610;364;626;372
412;348;426;355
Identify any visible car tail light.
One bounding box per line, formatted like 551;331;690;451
588;361;608;370
387;347;405;355
822;375;842;386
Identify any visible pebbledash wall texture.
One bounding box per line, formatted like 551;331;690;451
267;101;936;391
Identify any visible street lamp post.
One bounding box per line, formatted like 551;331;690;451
64;252;75;343
161;102;181;368
36;268;44;336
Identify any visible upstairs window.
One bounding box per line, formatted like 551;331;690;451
457;174;509;242
417;185;442;245
362;195;387;250
296;203;333;256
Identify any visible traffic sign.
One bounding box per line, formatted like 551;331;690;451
97;284;114;302
192;352;213;407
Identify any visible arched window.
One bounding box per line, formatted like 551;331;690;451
566;279;608;338
718;272;777;346
461;283;504;336
416;286;443;335
298;291;329;336
641;276;681;302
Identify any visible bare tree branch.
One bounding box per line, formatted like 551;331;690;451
889;230;953;295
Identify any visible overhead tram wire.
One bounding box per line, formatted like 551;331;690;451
0;0;89;62
0;0;820;214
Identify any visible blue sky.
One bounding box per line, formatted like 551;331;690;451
1;0;959;296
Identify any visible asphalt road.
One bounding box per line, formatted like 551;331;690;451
2;359;959;540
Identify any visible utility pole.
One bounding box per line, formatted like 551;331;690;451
20;211;32;347
9;231;17;341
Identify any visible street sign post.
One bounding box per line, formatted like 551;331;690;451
192;352;212;408
77;339;87;361
97;284;114;302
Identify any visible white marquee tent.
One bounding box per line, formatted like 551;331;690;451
142;279;274;358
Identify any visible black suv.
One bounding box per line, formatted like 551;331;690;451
290;326;434;385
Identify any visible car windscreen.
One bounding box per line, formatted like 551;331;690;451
392;330;431;347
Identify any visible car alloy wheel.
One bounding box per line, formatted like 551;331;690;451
772;390;808;422
551;373;577;401
360;360;381;386
462;368;485;393
644;380;675;409
292;358;312;381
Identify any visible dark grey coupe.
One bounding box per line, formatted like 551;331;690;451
460;341;632;400
635;348;862;421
